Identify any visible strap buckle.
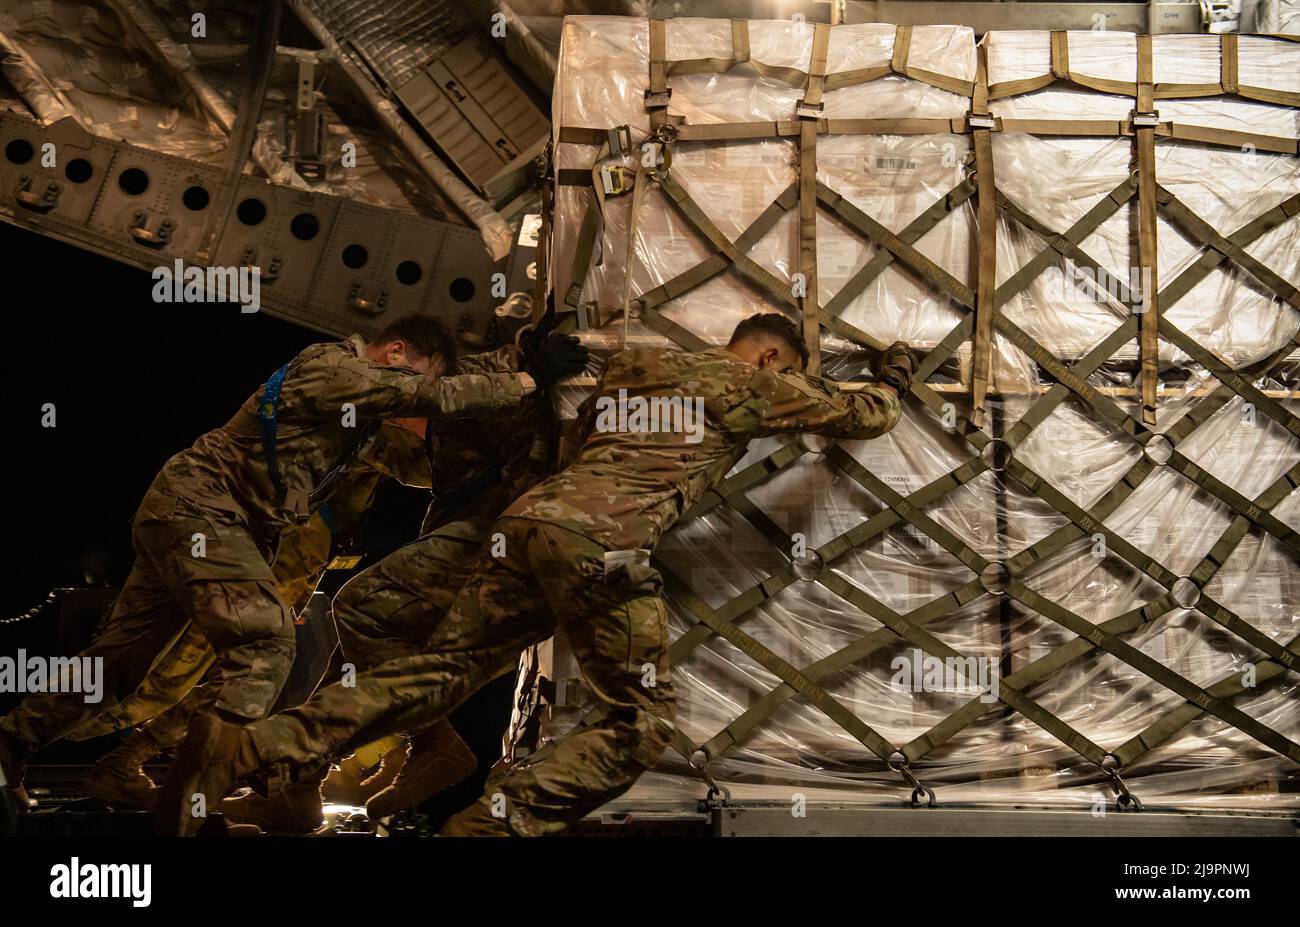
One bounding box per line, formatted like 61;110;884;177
564;281;584;309
1130;110;1160;129
642;139;672;175
795;99;824;120
967;112;996;131
644;88;672;109
599;164;635;196
606;124;633;155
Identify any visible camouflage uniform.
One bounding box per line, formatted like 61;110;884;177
324;347;556;763
242;346;901;835
67;470;380;748
0;335;522;764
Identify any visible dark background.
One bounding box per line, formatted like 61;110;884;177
0;219;511;823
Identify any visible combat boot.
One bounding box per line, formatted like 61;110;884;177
82;733;161;809
366;722;476;820
322;741;405;806
0;729;33;811
155;714;260;837
219;778;324;833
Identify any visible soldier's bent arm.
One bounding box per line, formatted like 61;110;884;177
303;350;525;421
456;345;520;376
735;368;902;440
357;423;434;488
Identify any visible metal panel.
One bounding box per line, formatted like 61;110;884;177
0;111;505;343
212;178;345;321
0;118;103;227
396;35;549;194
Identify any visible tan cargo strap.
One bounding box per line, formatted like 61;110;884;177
563;196;601;312
824;179;976;321
658;172;799;310
1161;190;1300;314
635;182;799;315
660;18;751;77
970;37;996;427
817;182;975;309
637;304;711;352
1221;33;1239;94
650;20;973;99
619;161;650;348
661;563;904;765
1135;34;1159;426
1157;122;1299;154
887;24;976;97
1155;186;1300;311
560;134;616;312
1011;579;1300;764
646;18;670;130
565;118;1297;153
988;32;1300;107
995;178;1139;310
797;22;830;374
999;118;1122;136
720;470;1110;770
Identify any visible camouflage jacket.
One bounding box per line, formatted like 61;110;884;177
503;346;901;552
420;345;561;534
139;334;523;537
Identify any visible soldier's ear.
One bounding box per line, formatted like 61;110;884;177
757;345;781;370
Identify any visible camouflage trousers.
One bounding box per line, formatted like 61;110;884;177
66;522;486;759
333;519;489;669
66;507;335;749
247;517;676;836
0;494;295;759
66;623;215;747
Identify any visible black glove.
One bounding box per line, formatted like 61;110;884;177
526;334;590;389
878;341;920;395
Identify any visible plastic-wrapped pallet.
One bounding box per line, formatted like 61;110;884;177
515;17;1300;812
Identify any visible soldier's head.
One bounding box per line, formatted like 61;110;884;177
726;313;808;373
366;313;458;378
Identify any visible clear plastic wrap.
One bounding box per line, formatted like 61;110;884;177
533;18;1299;810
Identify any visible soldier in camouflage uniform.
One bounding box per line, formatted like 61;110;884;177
68;469;383;810
0;314;583;807
160;314;917;837
225;339;572;825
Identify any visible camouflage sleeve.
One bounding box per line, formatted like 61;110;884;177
358;423;433;488
735;368;902;440
456;345;520;376
301;349;524;421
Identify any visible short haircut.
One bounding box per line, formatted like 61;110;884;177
370;313;459;370
728;312;809;367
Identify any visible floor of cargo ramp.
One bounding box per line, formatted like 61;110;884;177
581;799;1299;837
13;766;1297;837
